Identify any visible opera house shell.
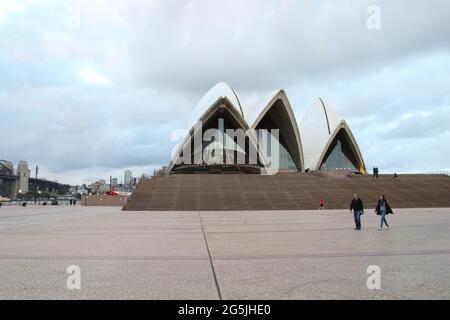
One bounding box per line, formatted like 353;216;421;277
167;82;366;175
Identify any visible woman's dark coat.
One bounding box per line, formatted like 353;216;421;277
375;199;394;215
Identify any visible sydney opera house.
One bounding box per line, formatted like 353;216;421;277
166;82;366;175
126;83;450;211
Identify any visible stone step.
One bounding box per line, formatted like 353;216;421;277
123;174;450;211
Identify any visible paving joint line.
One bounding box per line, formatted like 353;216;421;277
198;211;223;300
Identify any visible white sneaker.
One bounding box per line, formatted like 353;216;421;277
378;227;382;230
385;226;389;229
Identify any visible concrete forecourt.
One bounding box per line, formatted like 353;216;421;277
0;206;449;299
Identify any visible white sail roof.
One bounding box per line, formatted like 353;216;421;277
300;98;341;171
167;84;365;174
188;82;249;130
300;98;366;172
246;89;304;171
245;89;281;127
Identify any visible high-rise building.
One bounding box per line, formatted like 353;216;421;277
112;178;118;187
124;170;132;187
17;161;30;194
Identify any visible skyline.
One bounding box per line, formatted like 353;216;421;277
0;159;138;186
1;0;450;185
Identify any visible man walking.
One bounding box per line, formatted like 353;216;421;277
350;193;364;230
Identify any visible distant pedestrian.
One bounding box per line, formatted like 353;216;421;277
350;193;364;230
373;167;379;179
73;199;76;206
392;173;398;182
69;199;73;206
319;198;325;210
375;195;393;230
0;202;3;208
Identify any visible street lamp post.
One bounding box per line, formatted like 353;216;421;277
34;165;38;204
18;189;22;205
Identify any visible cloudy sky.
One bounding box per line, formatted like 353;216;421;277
1;0;449;185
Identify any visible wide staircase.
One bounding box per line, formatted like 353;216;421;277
123;173;450;211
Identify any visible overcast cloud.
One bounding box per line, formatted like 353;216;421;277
1;0;449;184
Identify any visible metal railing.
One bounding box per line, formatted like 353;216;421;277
0;199;78;206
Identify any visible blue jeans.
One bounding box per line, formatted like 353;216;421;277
354;210;361;229
380;209;389;228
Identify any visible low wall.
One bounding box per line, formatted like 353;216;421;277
81;195;128;207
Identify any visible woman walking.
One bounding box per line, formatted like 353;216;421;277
375;195;393;230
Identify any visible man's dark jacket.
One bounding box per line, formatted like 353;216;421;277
350;198;364;213
375;200;394;215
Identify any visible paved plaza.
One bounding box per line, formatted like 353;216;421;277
0;205;449;299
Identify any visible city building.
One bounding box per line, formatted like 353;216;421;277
153;166;167;177
124;170;132;187
69;185;89;196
